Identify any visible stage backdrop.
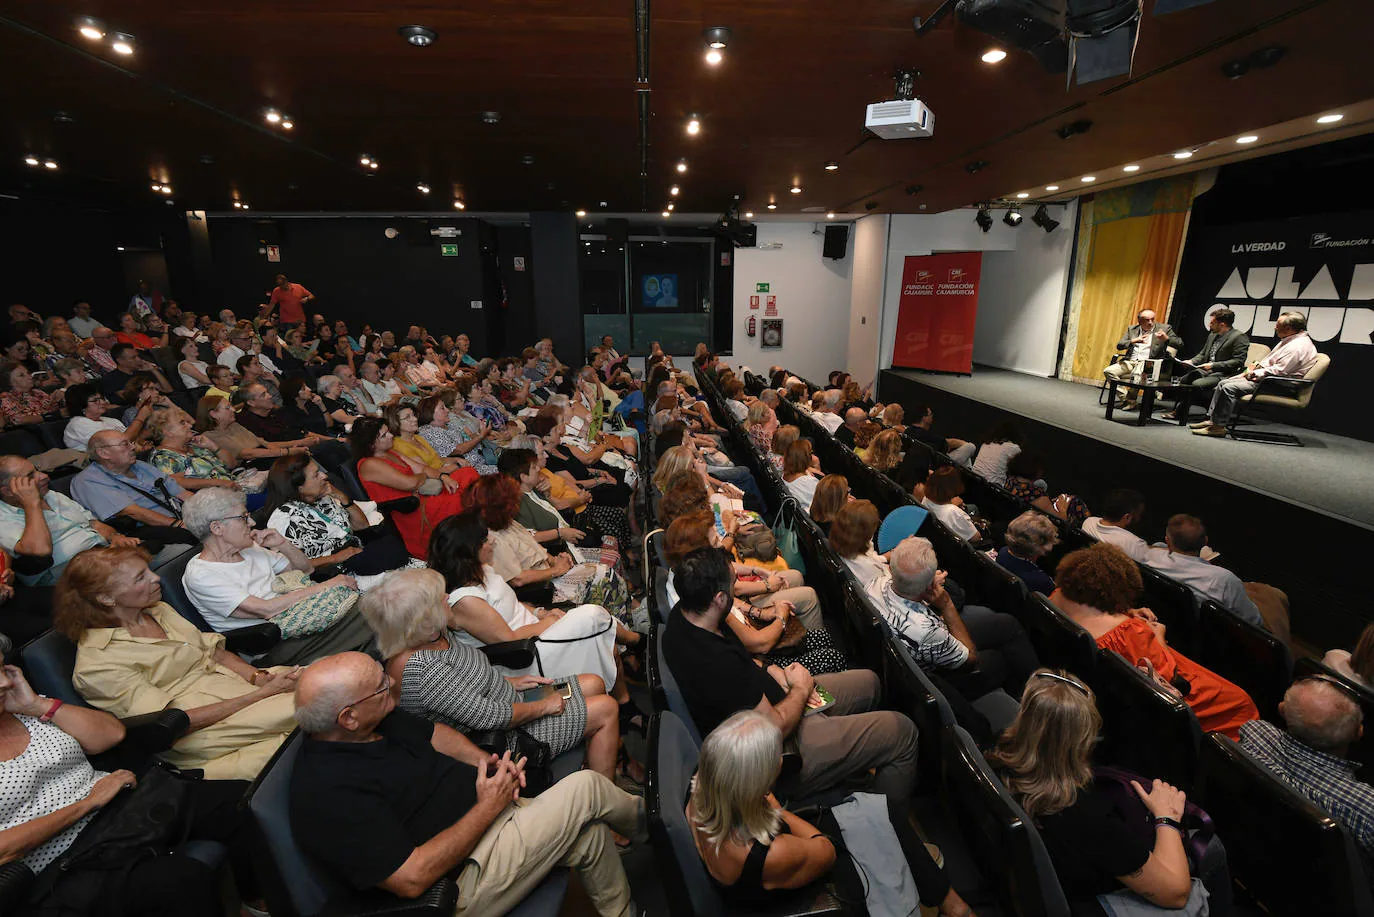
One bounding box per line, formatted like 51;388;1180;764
890;252;982;373
1171;212;1373;441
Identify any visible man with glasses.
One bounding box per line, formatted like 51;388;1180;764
70;430;197;545
291;652;645;917
236;382;352;470
1239;676;1374;860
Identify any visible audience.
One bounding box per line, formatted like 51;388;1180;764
62;383;145;451
921;466;981;544
1144;514;1264;628
904;403;975;465
970;421;1022;486
829;499;890;593
811;389;844;433
834;406;867;448
1004;451;1089;527
782;439;821;506
862;429;904;475
996;511;1059;595
71;431;199;545
807;473;848;536
1080;488;1152;562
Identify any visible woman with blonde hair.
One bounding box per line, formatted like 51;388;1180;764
688;709;967;914
989;668;1221;912
743;401;777;455
863;429;904;474
881;402;906;431
808;474;849;536
653;443;744;508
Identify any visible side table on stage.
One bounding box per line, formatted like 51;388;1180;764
1103;376;1188;426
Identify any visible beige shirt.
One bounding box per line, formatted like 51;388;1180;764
72;602;295;780
204;422;264;464
488;524;551;582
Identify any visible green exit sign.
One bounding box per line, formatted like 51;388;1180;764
440;243;459;257
756;282;770;292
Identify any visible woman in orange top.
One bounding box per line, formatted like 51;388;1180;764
1051;543;1258;739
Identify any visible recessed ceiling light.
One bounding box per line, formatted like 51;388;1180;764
453;200;465;210
43;160;58;170
1316;113;1344;124
23;156;38;166
705;48;723;65
1045;184;1059;191
398;25;437;47
981;48;1007;64
1016;192;1030;198
76;17;105;40
160;185;172;195
359;155;372;166
824;161;839;171
1236;135;1259;144
670;185;680;196
265;110;282;124
116;246;125;251
599;201;608;208
767;203;777;211
790;186;802;194
110;32;135;55
150;183;162;192
575;209;587;217
826;212;835;219
481;111;502;125
241;204;249;210
1172;150;1194;159
704;26;731;49
1122;164;1140;172
667;202;675;211
1081;175;1096;183
416;183;430;194
232;201;242;209
280;119;294;130
744;211;753;218
686;116;701;135
661;210;671;218
676;160;688;174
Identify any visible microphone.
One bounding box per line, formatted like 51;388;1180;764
154;477;183;519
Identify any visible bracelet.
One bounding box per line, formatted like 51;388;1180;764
1153;816;1184;833
38;697;63;723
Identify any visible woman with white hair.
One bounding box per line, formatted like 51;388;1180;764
997;511;1060;595
358;567;621;779
180;487;375;666
688;709;968;914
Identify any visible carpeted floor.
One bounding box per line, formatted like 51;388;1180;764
883;367;1374;531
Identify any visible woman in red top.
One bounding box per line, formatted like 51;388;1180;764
113;312;162;350
351;417;477;560
1050;542;1258;739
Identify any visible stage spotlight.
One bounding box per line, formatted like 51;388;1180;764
975;204;993;233
1003;205;1022;227
1031;204;1059;233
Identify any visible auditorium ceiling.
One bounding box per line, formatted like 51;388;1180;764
3;0;1373;217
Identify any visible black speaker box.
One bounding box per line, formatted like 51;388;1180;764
404;218;432;246
823;225;849;259
605;218;629;244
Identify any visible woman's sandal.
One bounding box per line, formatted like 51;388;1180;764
618;697;648;736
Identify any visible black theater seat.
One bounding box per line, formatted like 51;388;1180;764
1137;564;1200;657
1021;593;1098;678
1091;649;1203;791
1193;599;1293;721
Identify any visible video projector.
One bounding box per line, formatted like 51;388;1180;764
864;98;936;140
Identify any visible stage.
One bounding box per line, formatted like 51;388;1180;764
879;366;1374;650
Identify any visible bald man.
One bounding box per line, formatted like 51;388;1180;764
1240;678;1374;860
291;653;644;917
835;407;867;449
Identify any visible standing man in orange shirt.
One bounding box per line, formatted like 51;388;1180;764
267;273;315;327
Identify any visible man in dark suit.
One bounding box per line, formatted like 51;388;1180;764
1163;308;1250;421
1104;309;1184;410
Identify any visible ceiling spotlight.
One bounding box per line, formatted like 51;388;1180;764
110;32;135;55
766;203;777;211
744;211;754;218
240;204;249;210
790;186;802;194
705;49;723;65
416;182;430;194
1172;150;1194;159
77;17;105;40
676;160;688;174
981;48;1007;64
481;111;502;125
453;200;465;210
265;110;282;124
1081;175;1096;183
661;210;672;218
975;204;994;233
43;160;58;170
575;209;587;217
160;185;172;195
1016;192;1029;199
686;115;701;135
826;212;836;220
116;246;125;251
1003;205;1023;227
150;183;163;192
667;202;675;210
398;25;437;47
280;119;294;130
1236;135;1259;144
232;201;242;209
1045;184;1059;191
1316;113;1344;124
1122;164;1140;172
23;156;39;167
369;162;378;170
359;155;372;166
704;26;731;49
1031;204;1060;233
824;161;840;171
670;185;680;196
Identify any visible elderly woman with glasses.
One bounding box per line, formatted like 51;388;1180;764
59;545;299;781
61;382;149;451
179;487;376;667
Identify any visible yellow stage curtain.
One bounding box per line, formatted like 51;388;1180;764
1062;178;1194;384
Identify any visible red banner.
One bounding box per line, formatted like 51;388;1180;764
890;252;982;373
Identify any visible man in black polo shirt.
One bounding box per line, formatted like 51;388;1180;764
662;548;919;803
904;403;976;466
237;382;351;470
291;652;644;916
834;407;866;449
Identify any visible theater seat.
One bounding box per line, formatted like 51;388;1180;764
970;549;1028;618
1197;733;1374;917
920;516;978;593
1021;593;1097;679
1292;657;1374;768
1090;649;1202;791
156;547;282;656
938;724;1071;917
1194;599;1292;721
1137;564;1199;658
645;712;847;917
648;621;703;747
652;567;673;626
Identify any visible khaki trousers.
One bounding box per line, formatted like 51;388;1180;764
454;770;644;917
795;669;920;804
750;569;823;631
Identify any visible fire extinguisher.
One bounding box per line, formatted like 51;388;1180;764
747;316;756;337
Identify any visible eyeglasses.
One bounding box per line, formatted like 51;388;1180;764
1031;671;1090;696
338;673;392;721
214;513;253;526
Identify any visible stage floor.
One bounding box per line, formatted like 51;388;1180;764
882;367;1374;531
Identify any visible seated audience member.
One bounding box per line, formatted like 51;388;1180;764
1052;543;1259;738
180;487;375;666
656;472;712;528
811;389;845;433
996;511;1059;595
278;376;336;437
0;664;242;917
1144;514;1266;629
743;401;778;456
236;382;350;468
879;402;906;433
289;652;644;915
851;420;882;457
921;466;981;544
652;425;766;514
360;567;623;784
335;364;381;417
115;373;173;427
61;545;297;780
100;343;172;403
415;393;487;465
904;403;976;466
511;433;630;549
829;499;890;593
385;402;467;478
50;357;91;410
264;455;411;575
352;416;476;559
722;377;749;422
662;513;844;675
862;429;904;475
216;327;254;370
881;537;1037;716
688;710;972;916
768;424;801;472
663;547;919;803
528;413;634;519
990;669;1229;913
1239;677;1374;860
0;362;59;424
1005;451;1090;527
1080;488;1152;562
146;407;252;496
894;446;933;498
358;359;400;411
808;473;848;537
69;299;103;338
970;422;1022;486
197;393;311;465
62;383;148;451
1192;311;1319;438
782;439;821;507
444;384;503;465
833;407;867;449
79;326;119;377
70;431;198;544
841;380;872;413
204;364;237;401
1163;307;1250;421
500;447;594;547
176;334;212;389
1324;622;1374;689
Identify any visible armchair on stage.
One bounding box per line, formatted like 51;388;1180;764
1226;352;1332;446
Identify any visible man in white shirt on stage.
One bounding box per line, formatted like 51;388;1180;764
1191;311;1319;437
1104;309;1183;410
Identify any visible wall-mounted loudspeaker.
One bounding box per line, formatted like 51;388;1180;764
605;218;629;244
823;225;849;260
404;218;432;246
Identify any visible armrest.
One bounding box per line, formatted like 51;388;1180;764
465;729;509;756
224;622;282;656
377;496;420;515
478;639;537;670
120;708;191;753
323;867;463;917
1254;375;1316;392
0;861;36;910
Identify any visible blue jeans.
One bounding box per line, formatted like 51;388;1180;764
710;464;768;515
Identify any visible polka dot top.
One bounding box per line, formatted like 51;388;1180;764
0;715;105;872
